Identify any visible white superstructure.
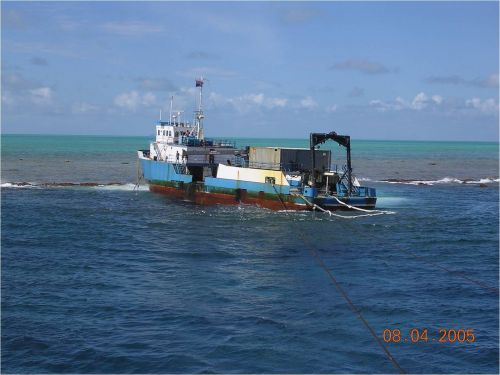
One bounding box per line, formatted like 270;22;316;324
149;79;206;162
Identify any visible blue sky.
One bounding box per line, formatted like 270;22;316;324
2;1;499;140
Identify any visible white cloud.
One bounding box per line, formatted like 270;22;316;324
72;102;100;114
370;92;443;112
208;92;225;106
411;92;428;110
29;87;52;105
114;91;157;111
208;91;288;113
394;97;409;110
369;99;391;112
142;92;156;106
267;97;288;108
325;104;338;113
432;95;443;104
229;93;266;112
245;93;264;105
1;72;57;110
369;92;498;116
300;96;318;110
465;98;499;114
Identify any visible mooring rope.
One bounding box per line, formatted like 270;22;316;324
331;195;395;215
272;184;288;210
293;191;497;294
294;193;395;219
268;184;497;372
272;185;406;373
299;232;406;374
396;246;499;295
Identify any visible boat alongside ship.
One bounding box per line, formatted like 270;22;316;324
137;79;377;211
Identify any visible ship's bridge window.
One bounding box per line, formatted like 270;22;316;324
265;177;276;184
157;130;160;136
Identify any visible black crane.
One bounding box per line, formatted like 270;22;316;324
309;132;352;194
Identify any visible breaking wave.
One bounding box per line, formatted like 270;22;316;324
1;182;41;189
1;182;148;191
357;176;499;186
379;177;500;186
3;177;498;191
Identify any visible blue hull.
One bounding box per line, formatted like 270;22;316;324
139;158;377;210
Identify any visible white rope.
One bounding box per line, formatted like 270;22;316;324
296;194;395;219
331;195;395;215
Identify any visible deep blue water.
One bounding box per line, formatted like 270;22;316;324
1;136;499;373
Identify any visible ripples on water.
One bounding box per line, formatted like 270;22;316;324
2;181;498;373
2;136;499;372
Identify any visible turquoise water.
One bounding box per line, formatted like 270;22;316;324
2;134;498;184
1;134;499;373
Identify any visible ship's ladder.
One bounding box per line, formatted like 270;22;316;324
153;142;163;160
338;165;360;195
173;163;188;175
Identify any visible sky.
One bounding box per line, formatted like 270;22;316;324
1;0;499;141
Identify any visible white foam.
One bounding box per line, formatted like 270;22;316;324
92;183;149;191
1;182;38;189
1;181;149;191
465;178;500;184
376;197;410;206
435;177;463;184
382;180;433;185
381;177;499;186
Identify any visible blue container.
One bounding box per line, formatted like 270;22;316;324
303;186;317;198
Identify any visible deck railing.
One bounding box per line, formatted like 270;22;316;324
178;137;237;148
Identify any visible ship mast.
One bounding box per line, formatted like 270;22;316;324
169;96;173;124
198;77;203;112
195;77;205;140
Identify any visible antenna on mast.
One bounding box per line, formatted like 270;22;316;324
195;77;205;140
169;96;173;124
195;77;204;112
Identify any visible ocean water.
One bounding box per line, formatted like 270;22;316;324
1;134;499;373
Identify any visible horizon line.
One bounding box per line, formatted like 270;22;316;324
1;132;499;144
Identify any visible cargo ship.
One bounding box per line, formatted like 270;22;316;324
137;79;377;211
